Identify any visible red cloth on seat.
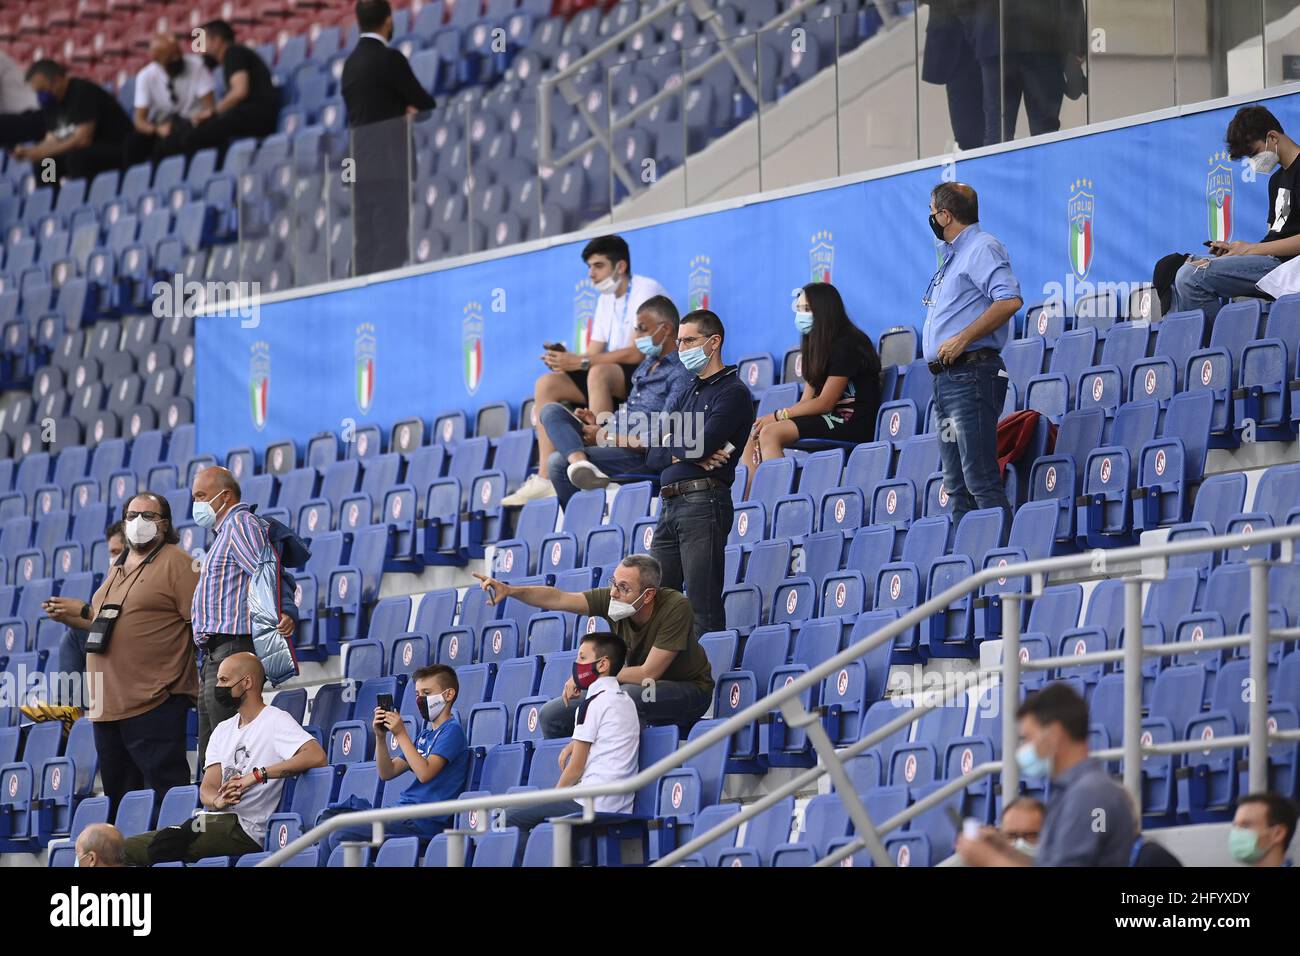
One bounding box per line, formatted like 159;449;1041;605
997;409;1056;478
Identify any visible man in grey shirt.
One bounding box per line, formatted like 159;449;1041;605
956;683;1134;866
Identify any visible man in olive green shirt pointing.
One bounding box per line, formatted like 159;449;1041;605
473;554;714;738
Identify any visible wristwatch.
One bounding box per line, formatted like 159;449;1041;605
580;357;590;371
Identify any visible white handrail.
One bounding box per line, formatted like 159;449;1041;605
260;521;1300;866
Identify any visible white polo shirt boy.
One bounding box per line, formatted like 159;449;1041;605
573;675;640;813
590;273;669;350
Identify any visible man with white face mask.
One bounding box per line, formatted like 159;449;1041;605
83;493;200;815
1171;104;1300;320
473;554;714;738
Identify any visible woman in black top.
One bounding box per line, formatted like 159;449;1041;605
740;281;882;496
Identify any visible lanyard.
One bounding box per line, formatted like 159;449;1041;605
99;543;166;612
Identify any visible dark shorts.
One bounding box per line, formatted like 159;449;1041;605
793;409;873;442
566;361;638;399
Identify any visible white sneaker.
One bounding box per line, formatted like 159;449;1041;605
567;459;611;490
501;474;556;507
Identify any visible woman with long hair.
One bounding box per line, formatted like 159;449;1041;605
740;282;882;495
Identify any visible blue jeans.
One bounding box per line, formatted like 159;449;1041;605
1171;254;1279;321
930;353;1012;531
546;446;652;507
319;807;443;856
538;402;587;458
57;628;88;708
651;488;732;636
539;679;712;739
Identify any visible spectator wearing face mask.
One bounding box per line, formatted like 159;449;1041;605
939;795;1044;866
317;664;469;855
474;554;714;738
738;282;881;497
125;32;216;165
82;495;199;815
505;632;640;859
190;466;294;769
42;521;125;711
956;683;1132;866
1229;792;1297;867
75;823;126;868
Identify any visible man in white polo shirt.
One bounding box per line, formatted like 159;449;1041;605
505;235;669;504
505;632;640;859
126;32;215;164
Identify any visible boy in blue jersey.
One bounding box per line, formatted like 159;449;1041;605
321;664;469;855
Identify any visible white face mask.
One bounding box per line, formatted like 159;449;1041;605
608;588;647;621
594;273;620;295
1011;838;1038;858
125;515;158;546
1252;147;1280;175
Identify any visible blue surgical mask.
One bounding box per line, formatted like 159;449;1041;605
36;90;56;111
679;347;707;373
635;332;662;357
794;309;814;335
192;490;226;529
1015;741;1052;780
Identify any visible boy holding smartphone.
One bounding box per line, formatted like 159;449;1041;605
319;664;469;855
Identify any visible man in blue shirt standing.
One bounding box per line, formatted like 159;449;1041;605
645;310;755;635
922;182;1023;529
321;664;469;855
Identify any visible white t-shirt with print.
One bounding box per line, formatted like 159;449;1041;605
133;55;215;124
572;676;640;813
205;704;314;846
590;274;669;351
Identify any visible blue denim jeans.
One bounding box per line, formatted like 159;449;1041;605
930;353;1012;530
57;628;88;708
546;446;653;507
651;488;732;636
1171;254;1279;321
538;402;586;458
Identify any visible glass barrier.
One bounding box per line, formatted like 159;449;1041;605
241;0;1290;292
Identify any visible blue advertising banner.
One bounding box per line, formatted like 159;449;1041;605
196;92;1299;458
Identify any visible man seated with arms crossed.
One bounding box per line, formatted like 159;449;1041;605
504;632;639;861
474;554;713;738
535;294;693;504
122;653;327;865
318;664;469;856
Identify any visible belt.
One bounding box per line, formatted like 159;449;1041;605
928;347;1000;376
660;477;728;499
205;633;251;655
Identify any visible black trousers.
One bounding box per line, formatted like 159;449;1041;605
183;103;278;161
350;120;413;276
92;693;194;817
51;142;126;182
0;109;45;148
197;635;255;772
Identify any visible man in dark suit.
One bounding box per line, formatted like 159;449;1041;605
922;1;984;152
342;0;436;276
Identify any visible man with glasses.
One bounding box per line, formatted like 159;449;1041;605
126;32;215;165
74;493;199;815
644;309;754;636
923;182;1022;531
473;554;715;738
528;295;692;506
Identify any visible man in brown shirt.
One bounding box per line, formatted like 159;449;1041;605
473;553;714;739
78;493;199;813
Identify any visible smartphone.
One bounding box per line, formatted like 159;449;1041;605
1203;240;1215;247
375;693;395;714
722;442;736;456
543;342;567;352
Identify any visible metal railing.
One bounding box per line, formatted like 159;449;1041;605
261;521;1300;867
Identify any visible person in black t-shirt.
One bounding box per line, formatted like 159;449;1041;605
739;281;882;497
14;60;131;181
1171;104;1300;322
183;20;279;160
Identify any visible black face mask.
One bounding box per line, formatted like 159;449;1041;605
928;213;947;241
165;58;185;78
213;679;245;709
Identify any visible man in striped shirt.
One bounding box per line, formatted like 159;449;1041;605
190;466;285;767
